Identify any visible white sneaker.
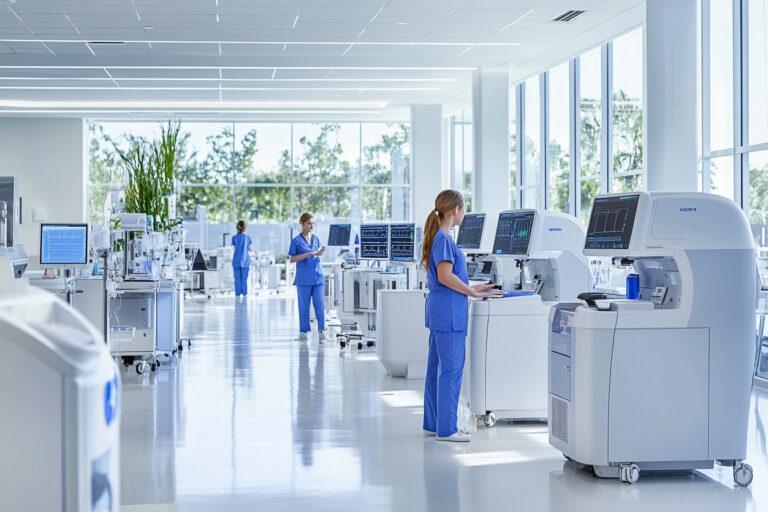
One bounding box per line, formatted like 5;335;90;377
423;430;436;437
298;332;309;341
318;330;326;343
436;429;471;442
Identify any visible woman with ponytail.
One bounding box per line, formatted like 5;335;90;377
421;190;501;442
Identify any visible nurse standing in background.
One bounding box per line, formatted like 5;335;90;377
232;220;254;299
289;212;327;342
421;190;500;442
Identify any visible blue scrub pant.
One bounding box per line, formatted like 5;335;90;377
423;329;467;437
297;283;325;333
233;265;249;296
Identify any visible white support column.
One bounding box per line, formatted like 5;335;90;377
410;104;445;223
473;67;511;215
645;0;698;191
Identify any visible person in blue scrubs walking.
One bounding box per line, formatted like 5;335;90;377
231;220;254;299
422;190;501;442
289;212;327;342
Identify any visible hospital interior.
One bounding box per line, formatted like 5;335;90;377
2;0;768;510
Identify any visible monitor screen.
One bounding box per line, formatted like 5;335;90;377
457;213;486;250
40;224;88;265
492;210;535;255
389;223;415;262
584;194;640;250
359;224;389;259
327;224;351;247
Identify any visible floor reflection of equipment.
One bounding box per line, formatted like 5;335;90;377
0;245;121;511
469;210;589;426
549;192;756;486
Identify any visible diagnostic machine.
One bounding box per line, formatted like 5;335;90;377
468;209;589;427
548;192;756;485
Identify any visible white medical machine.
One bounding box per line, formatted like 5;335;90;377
0;245;121;511
548;192;756;486
468;210;589;426
375;223;428;377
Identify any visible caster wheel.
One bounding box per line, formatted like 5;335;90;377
188;341;191;348
366;341;374;348
136;362;147;375
619;463;640;484
483;412;497;428
151;363;157;372
357;342;363;350
734;463;753;487
340;341;346;348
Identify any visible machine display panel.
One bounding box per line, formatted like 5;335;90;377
40;223;88;265
456;213;486;250
584;194;640;250
492;210;535;255
389;223;415;262
359;224;389;259
327;224;352;247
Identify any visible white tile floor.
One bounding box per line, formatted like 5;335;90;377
120;294;768;511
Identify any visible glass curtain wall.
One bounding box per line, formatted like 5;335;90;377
88;121;411;255
450;110;473;211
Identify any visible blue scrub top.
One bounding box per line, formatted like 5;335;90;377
231;233;253;268
425;230;469;332
289;233;324;286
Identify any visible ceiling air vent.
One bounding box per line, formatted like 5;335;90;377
552;10;586;22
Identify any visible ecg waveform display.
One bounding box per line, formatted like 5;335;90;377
327;224;351;247
40;224;88;265
584;195;640;250
457;213;485;250
360;224;389;259
389;223;415;262
493;210;535;255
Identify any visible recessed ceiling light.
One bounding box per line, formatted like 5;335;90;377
143;26;155;30
397;22;407;25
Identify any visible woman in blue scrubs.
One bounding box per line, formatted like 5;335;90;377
422;190;500;442
289;212;326;342
231;220;254;299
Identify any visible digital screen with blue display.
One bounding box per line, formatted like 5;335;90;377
359;224;389;259
456;213;485;250
584;194;640;250
40;224;88;265
492;210;535;255
389;223;415;262
327;224;351;247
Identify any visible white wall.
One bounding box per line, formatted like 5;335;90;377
0;118;86;265
410;105;446;224
645;0;699;191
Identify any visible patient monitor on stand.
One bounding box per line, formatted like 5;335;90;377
468;210;589;427
548;192;757;486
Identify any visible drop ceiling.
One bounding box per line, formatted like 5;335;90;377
0;0;645;120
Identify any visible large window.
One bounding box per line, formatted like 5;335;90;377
88;121;411;253
450;111;473;211
522;76;542;209
510;97;517;209
579;46;603;223
612;29;644;192
548;62;571;213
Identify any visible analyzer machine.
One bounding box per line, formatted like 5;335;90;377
548;192;756;485
469;210;589;426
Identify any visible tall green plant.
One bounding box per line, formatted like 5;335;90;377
113;120;184;232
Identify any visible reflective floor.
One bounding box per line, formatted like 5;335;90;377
120;294;768;511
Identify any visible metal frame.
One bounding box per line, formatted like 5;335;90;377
541;71;550;210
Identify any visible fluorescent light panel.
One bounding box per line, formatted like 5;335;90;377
0;38;519;47
0;86;439;91
0;77;458;82
0;99;388;109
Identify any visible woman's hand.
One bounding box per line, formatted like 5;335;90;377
472;283;497;293
470;283;504;298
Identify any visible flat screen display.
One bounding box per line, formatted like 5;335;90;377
492;210;535;255
359;224;389;259
456;213;486;250
584;194;640;250
327;224;351;247
389;223;415;262
40;224;88;265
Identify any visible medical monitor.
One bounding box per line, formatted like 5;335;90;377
457;213;486;250
327;223;352;247
389;223;416;262
359;223;389;260
40;223;89;266
584;194;640;250
492;210;535;256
